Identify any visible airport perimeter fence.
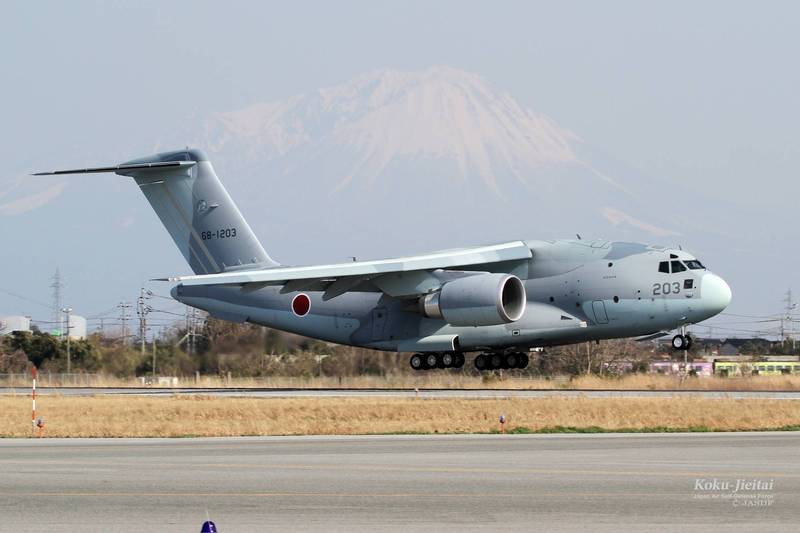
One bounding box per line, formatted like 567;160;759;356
0;372;104;387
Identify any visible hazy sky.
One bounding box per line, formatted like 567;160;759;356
4;1;797;204
2;1;798;334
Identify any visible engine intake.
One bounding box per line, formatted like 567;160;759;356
420;273;527;326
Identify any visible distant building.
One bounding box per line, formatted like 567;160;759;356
0;316;31;336
67;315;87;340
649;361;713;377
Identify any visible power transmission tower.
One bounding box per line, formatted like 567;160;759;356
117;301;133;346
137;288;152;355
182;306;200;356
50;268;63;337
782;289;797;349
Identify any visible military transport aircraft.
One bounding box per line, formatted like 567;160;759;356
35;149;732;371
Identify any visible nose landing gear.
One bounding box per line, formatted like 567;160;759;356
671;326;693;351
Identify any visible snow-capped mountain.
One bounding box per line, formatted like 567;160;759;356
163;66;676;259
188;67;585;197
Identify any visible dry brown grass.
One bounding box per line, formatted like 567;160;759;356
2;395;800;438
9;372;800;392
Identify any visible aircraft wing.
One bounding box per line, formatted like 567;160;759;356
167;240;532;299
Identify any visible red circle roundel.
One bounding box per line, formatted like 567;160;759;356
291;293;311;317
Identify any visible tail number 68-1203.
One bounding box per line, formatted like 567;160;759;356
653;282;681;296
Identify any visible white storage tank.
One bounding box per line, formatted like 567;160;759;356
0;316;31;335
67;315;87;340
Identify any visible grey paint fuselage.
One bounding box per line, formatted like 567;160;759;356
173;239;731;353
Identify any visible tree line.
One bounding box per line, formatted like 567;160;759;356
1;318;788;378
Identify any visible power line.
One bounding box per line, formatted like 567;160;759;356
0;287;51;309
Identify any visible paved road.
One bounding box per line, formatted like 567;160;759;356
0;433;798;532
3;386;800;399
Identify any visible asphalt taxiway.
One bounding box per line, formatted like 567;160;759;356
0;432;798;532
3;386;800;399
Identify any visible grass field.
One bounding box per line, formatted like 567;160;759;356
3;395;800;437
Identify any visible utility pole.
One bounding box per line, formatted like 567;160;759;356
117;301;133;346
62;307;72;374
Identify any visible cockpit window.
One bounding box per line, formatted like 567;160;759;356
671;260;686;273
658;261;669;273
684;260;705;270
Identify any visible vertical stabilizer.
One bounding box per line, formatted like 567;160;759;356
119;149;278;274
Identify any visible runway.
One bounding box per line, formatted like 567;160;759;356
3;386;800;399
1;433;798;532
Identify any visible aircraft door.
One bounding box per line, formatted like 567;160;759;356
592;300;609;324
371;307;388;341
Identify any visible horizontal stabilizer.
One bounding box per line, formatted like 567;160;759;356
32;161;195;176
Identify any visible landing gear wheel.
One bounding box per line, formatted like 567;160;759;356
490;353;503;370
518;353;529;369
684;335;693;350
505;353;519;369
441;352;454;368
672;334;687;350
426;353;439;369
474;354;488;371
453;353;465;368
409;354;424;371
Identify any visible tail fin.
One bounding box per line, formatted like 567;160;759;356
35;149;278;274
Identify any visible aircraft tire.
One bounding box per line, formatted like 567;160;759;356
518;353;530;369
409;354;425;371
685;335;693;350
505;352;519;369
426;353;441;369
672;334;687;350
490;353;503;370
441;352;454;368
453;353;465;368
474;354;488;371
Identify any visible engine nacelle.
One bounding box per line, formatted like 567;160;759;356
420;273;527;326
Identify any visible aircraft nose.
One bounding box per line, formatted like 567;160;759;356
702;273;732;316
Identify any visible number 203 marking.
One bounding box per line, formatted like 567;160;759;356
653;282;681;296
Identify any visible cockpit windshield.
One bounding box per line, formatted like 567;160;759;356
671;260;686;273
658;259;706;273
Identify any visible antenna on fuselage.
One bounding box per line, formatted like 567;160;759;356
576;234;582;240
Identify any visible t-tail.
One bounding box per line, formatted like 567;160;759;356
33;149;278;274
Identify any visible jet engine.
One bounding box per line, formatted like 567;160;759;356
420;273;527;326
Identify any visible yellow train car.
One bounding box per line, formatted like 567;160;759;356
714;361;800;376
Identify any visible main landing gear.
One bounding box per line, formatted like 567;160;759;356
409;352;465;371
671;326;693;351
473;352;529;371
